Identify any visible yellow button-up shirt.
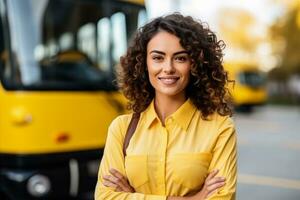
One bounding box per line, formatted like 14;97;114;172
95;99;237;199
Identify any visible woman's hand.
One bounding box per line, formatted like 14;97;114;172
103;168;224;199
167;169;226;200
195;169;226;199
103;168;135;193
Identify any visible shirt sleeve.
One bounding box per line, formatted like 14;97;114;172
207;116;237;200
94;115;167;200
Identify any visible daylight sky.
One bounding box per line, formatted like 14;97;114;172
145;0;285;71
146;0;283;28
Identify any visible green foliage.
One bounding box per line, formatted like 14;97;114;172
270;8;300;80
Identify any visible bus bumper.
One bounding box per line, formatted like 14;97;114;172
0;149;102;199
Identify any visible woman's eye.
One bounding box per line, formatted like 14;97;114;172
175;56;188;62
152;56;163;61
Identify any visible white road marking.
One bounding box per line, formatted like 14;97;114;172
238;173;300;190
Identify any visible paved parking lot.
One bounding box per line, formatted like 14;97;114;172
235;105;300;200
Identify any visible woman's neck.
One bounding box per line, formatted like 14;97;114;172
154;94;187;126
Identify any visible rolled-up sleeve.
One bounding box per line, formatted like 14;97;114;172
208;116;237;200
94;116;167;200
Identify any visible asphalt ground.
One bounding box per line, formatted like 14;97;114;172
235;105;300;200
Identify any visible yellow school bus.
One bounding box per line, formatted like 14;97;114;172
0;0;146;199
225;61;267;111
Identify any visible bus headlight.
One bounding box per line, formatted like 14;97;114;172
27;174;51;197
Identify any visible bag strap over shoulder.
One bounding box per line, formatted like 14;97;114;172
123;112;140;157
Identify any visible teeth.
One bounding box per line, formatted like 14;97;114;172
159;78;178;85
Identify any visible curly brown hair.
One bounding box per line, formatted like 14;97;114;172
118;13;233;119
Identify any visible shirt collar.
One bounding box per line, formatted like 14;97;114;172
171;99;197;132
143;100;159;129
143;99;197;132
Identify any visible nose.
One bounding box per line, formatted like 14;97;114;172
163;59;175;74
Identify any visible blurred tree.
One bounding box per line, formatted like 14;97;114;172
217;8;263;55
269;1;300;80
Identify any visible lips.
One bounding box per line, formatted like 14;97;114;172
158;76;180;85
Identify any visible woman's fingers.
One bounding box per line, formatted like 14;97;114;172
109;168;133;192
103;168;135;192
206;181;226;197
103;174;128;191
206;176;226;186
103;180;122;191
207;179;226;191
204;177;226;197
205;169;219;182
200;169;226;198
109;168;128;185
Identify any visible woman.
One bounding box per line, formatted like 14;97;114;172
95;13;237;200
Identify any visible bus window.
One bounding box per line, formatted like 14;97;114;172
46;39;59;57
239;71;266;88
34;44;45;62
111;12;127;65
138;9;147;28
97;17;111;72
6;0;41;85
0;0;6;79
59;32;74;51
78;23;96;63
1;0;146;91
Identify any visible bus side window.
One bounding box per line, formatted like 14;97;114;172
78;23;96;63
97;17;111;72
111;12;127;66
138;9;147;28
0;2;5;79
59;32;74;51
0;5;15;86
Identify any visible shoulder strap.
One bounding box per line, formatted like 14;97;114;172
123;112;140;157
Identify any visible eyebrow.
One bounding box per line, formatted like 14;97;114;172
149;50;188;56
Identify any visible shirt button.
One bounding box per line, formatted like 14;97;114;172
166;118;172;124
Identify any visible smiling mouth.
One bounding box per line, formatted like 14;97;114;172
158;77;180;85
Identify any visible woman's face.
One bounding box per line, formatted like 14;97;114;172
146;31;192;99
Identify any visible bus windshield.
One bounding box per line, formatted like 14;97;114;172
0;0;146;90
238;71;266;88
